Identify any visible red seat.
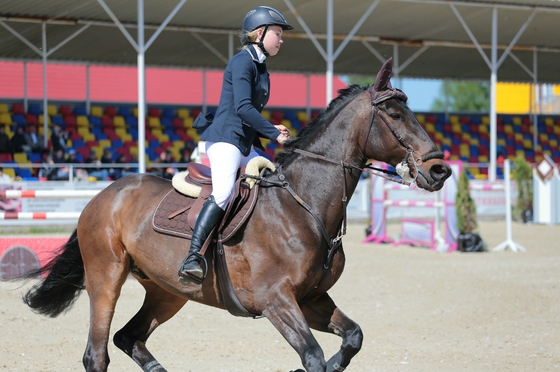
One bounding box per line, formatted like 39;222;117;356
64;115;76;126
59;105;73;116
0;153;13;162
11;103;25;115
101;116;113;127
26;114;38;125
104;107;117;117
86;140;98;148
148;107;161;117
172;117;183;128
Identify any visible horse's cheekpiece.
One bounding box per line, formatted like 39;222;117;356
17;57;451;372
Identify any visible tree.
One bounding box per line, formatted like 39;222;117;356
432;81;489;112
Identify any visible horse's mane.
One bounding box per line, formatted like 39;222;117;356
275;84;368;165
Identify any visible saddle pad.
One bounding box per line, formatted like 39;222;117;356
152;184;259;242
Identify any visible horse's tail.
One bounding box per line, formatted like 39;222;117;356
22;229;85;318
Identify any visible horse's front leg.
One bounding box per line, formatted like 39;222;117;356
261;288;327;372
300;292;363;372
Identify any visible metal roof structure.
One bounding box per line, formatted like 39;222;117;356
1;0;560;83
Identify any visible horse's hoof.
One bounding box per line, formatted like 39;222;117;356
290;370;305;372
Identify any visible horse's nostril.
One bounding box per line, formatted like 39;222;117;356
430;164;451;180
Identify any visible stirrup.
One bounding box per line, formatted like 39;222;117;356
178;252;208;285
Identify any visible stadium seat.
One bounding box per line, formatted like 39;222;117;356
11;114;26;125
59;105;73;116
148;107;161;117
105;106;117;117
177;108;190;118
91;106;103;117
0;103;9;114
51;115;64;126
162;108;175;118
28;104;42;115
113;116;125;127
101;116;113;127
74;106;87;116
47;104;58;116
12;103;25;114
25;114;38;125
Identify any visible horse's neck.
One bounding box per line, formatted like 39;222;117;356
282;130;364;234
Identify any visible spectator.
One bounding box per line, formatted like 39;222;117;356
38;153;68;180
52;148;70;180
0;126;13;155
152;149;176;180
177;146;193;172
50;124;69;153
11;126;30;153
66;149;87;180
84;150;108;181
0;168;12;182
26;125;45;153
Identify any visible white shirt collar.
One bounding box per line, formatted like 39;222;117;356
247;45;267;63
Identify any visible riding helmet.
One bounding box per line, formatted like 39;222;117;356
242;6;294;35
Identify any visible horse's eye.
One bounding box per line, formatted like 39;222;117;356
389;113;402;120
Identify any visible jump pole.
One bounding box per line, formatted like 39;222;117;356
493;159;526;252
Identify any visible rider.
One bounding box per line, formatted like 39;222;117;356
178;6;293;283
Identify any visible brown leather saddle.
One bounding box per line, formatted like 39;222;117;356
151;162;264;318
152;162;260;242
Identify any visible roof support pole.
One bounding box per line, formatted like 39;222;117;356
489;7;498;182
326;0;333;104
86;64;91;115
23;62;27;113
137;0;146;173
533;49;538;152
42;22;48;149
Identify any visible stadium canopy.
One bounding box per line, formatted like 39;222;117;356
1;0;560;178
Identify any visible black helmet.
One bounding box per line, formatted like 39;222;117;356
242;6;294;33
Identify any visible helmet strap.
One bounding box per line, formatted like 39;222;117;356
255;25;270;57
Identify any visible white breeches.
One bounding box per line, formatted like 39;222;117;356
205;141;260;210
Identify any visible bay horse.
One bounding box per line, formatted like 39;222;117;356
17;58;451;372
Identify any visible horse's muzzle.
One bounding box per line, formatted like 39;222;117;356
417;160;452;191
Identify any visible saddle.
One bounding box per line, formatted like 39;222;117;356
152;158;272;242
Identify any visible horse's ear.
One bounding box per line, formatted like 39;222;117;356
373;57;393;92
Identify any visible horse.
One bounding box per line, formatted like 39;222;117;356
16;58;451;372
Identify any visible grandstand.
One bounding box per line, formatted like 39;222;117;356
0;100;559;181
0;101;319;181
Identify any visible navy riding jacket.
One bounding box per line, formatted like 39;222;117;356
200;45;281;156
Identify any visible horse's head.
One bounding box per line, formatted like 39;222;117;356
364;58;451;191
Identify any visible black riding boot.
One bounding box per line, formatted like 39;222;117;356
178;195;224;284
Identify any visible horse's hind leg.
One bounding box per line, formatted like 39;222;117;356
81;241;130;372
113;279;187;372
300;293;363;372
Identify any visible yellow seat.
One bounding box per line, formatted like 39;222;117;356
47;104;58;116
13;152;29;164
261;110;271;120
77;115;89;126
416;114;425;124
133;107;139;117
98;139;112;149
449;115;459;125
183;117;194;128
38;115;51;125
513;117;522;126
0;103;8;114
0;113;12;124
523;139;532;148
148;117;161;128
549;139;558;147
479;155;489;162
2;168;15;178
425;123;435;133
514;133;523;141
479;125;488;134
554;126;560;135
177;108;190;118
91;106;103;117
481;116;490;125
545;117;553;126
113;116;125;127
297;111;308;122
469;138;479;145
434;132;444;141
451;123;461;133
497;139;506;146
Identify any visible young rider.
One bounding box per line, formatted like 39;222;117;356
178;6;293;283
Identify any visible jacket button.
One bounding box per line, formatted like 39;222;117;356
260;104;264;107
264;92;268;96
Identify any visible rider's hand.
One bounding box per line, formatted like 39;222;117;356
276;133;290;145
274;125;291;145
